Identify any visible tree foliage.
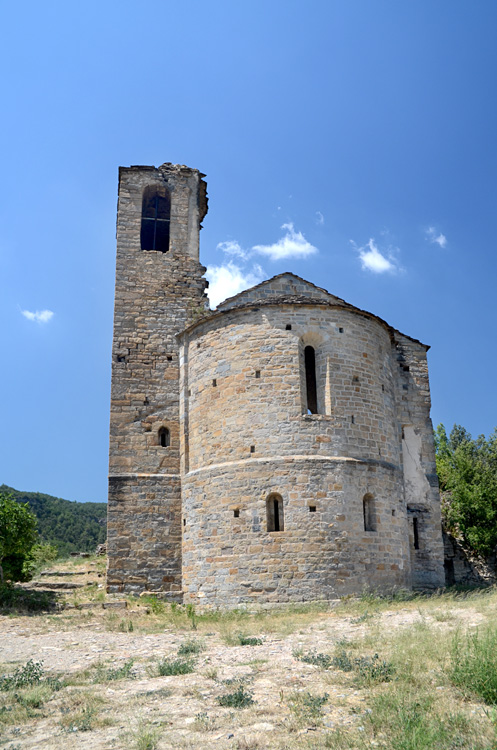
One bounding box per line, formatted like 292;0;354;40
435;424;497;556
0;491;38;582
0;485;106;557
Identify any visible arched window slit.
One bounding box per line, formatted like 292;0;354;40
266;494;284;532
363;493;376;532
304;346;317;414
158;427;170;447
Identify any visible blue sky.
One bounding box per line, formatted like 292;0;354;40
1;1;496;503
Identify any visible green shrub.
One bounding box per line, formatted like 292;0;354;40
287;690;329;725
217;685;254;708
237;634;263;646
156;657;195;676
94;658;135;682
0;660;44;690
450;625;497;704
293;648;332;669
331;649;394;684
354;653;395;684
177;638;205;656
331;649;354;672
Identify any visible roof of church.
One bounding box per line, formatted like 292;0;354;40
185;272;429;349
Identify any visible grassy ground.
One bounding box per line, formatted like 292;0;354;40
1;559;497;749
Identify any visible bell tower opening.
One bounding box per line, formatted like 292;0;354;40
140;184;171;252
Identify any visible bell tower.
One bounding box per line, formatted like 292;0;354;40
107;163;208;594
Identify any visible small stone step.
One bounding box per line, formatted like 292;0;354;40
29;581;86;590
40;570;88;577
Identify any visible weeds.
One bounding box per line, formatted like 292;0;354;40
193;711;217;731
0;660;45;690
217;685;255;709
118;618;134;632
155;656;195;676
331;649;394;684
350;610;374;624
450;624;497;704
354;653;395;685
186;603;198;630
59;693;107;733
293;648;332;669
286;690;329;726
367;690;489;750
237;634;263;646
12;684;53;709
177;637;205;656
204;666;218;680
94;658;135;682
126;719;162;750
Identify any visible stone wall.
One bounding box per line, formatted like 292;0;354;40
182;458;409;607
107;164;208;594
395;333;444;588
181;304;401;473
178;296;443;606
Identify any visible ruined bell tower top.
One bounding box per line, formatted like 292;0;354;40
116;162;208;261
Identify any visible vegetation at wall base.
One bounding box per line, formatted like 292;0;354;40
0;484;106;557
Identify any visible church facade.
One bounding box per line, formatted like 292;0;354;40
107;163;445;607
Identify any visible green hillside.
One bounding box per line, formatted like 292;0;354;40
1;485;107;557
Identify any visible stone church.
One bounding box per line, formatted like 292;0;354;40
107;162;445;607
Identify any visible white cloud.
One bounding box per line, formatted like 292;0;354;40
426;226;447;248
216;240;249;260
252;223;318;261
205;261;266;308
315;211;324;226
21;309;54;323
351;238;398;274
208;222;317;307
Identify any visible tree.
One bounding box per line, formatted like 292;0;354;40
0;491;38;582
435;424;497;556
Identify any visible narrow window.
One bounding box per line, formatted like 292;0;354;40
158;427;170;447
286;324;292;330
309;505;316;513
304;345;318;414
212;379;217;387
250;445;255;453
233;509;240;518
363;494;376;532
255;370;261;378
140;184;171;252
266;494;284;532
413;517;420;549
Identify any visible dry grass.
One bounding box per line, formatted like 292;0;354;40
1;559;497;749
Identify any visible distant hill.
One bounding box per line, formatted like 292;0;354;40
0;485;107;557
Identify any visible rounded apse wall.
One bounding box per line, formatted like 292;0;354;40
184;304;401;471
180;304;411;607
